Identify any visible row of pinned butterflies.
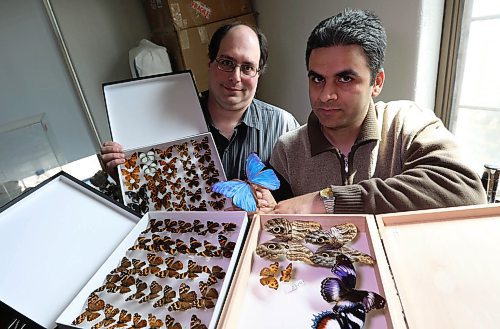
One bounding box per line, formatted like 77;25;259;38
73;293;209;329
142;218;237;236
120;136;225;214
129;234;236;258
256;218;374;267
312;254;386;329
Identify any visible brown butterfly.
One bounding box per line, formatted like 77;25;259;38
152;284;177;308
116;275;136;294
112;257;132;273
198;239;218;257
129;259;146;275
177;220;193;233
188;237;203;254
208;199;225;211
72;293;105;325
163;219;179;233
199;221;220;236
168;282;198;311
125;279;148;301
130;313;147;329
217;234;236;258
197;280;219;309
181;157;194;169
190;314;208;329
165;315;182;329
139;254;163;276
129;236;151;251
208;265;226;281
150;192;170;210
187;188;202;203
108;309;131;329
141;218;164;234
189;200;208;211
177;260;210;280
259;262;279;290
175;142;189;158
147;234;175;253
172;199;188;211
192;136;210;153
221;222;237;234
192;219;204;233
139;280;163;303
147;314;164;329
91;304;119;329
280;263;293;282
95;272;123;293
184;175;200;188
160;158;178;178
155;256;183;279
157;146;174;159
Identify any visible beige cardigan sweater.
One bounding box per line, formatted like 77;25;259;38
270;100;486;214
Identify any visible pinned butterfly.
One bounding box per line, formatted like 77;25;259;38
211;152;280;212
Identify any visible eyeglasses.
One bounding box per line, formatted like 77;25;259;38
215;58;260;77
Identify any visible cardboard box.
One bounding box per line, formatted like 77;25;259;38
152;12;257;92
56;210;249;329
0;172;141;328
219;204;500;328
142;0;253;32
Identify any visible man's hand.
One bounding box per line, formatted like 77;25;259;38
254;186;278;214
100;141;125;178
271;191;327;214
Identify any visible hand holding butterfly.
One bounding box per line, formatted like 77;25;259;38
257;189;327;214
100;141;125;180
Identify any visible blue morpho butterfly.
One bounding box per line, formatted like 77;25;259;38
211;152;280;212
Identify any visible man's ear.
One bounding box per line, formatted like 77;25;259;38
371;69;385;97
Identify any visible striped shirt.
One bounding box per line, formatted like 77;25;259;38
200;91;300;180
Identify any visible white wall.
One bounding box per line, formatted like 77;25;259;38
253;0;444;124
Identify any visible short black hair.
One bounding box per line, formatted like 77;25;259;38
306;8;387;85
208;22;269;73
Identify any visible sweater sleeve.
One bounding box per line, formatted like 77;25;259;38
333;117;487;214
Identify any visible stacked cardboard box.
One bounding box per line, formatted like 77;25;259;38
142;0;256;92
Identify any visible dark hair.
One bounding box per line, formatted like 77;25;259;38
305;8;387;85
208;22;269;73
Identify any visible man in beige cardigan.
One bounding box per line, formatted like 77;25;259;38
258;9;486;214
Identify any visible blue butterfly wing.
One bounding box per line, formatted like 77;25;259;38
231;183;257;212
245;153;280;190
332;255;357;289
212;180;257;212
212;180;247;198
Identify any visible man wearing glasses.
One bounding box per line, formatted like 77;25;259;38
101;23;298;180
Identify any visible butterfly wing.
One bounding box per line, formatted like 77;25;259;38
311;306;366;329
320;277;343;303
245;153;280;190
332;255;357;289
212;180;256;211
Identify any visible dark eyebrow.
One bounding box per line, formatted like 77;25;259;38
308;70;323;79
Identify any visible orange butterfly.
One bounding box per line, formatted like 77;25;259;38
147;313;164;329
175;142;189;158
130;313;147;329
138;281;163;303
72;293;105;325
156;146;174;159
259;262;279;290
160;158;178;178
190;314;208;329
121;166;140;190
165;315;182;329
152;284;177;308
155;256;183;279
192;136;210;153
168;282;198;311
177;220;193;233
198;240;218;257
197;280;219;309
108;309;131;329
217;234;236;258
125;279;147;301
91;304;119;329
280;263;293;282
124;153;138;169
184;175;200;188
172;199;187;211
112;257;132;273
177;260;210;280
95;272;123;293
